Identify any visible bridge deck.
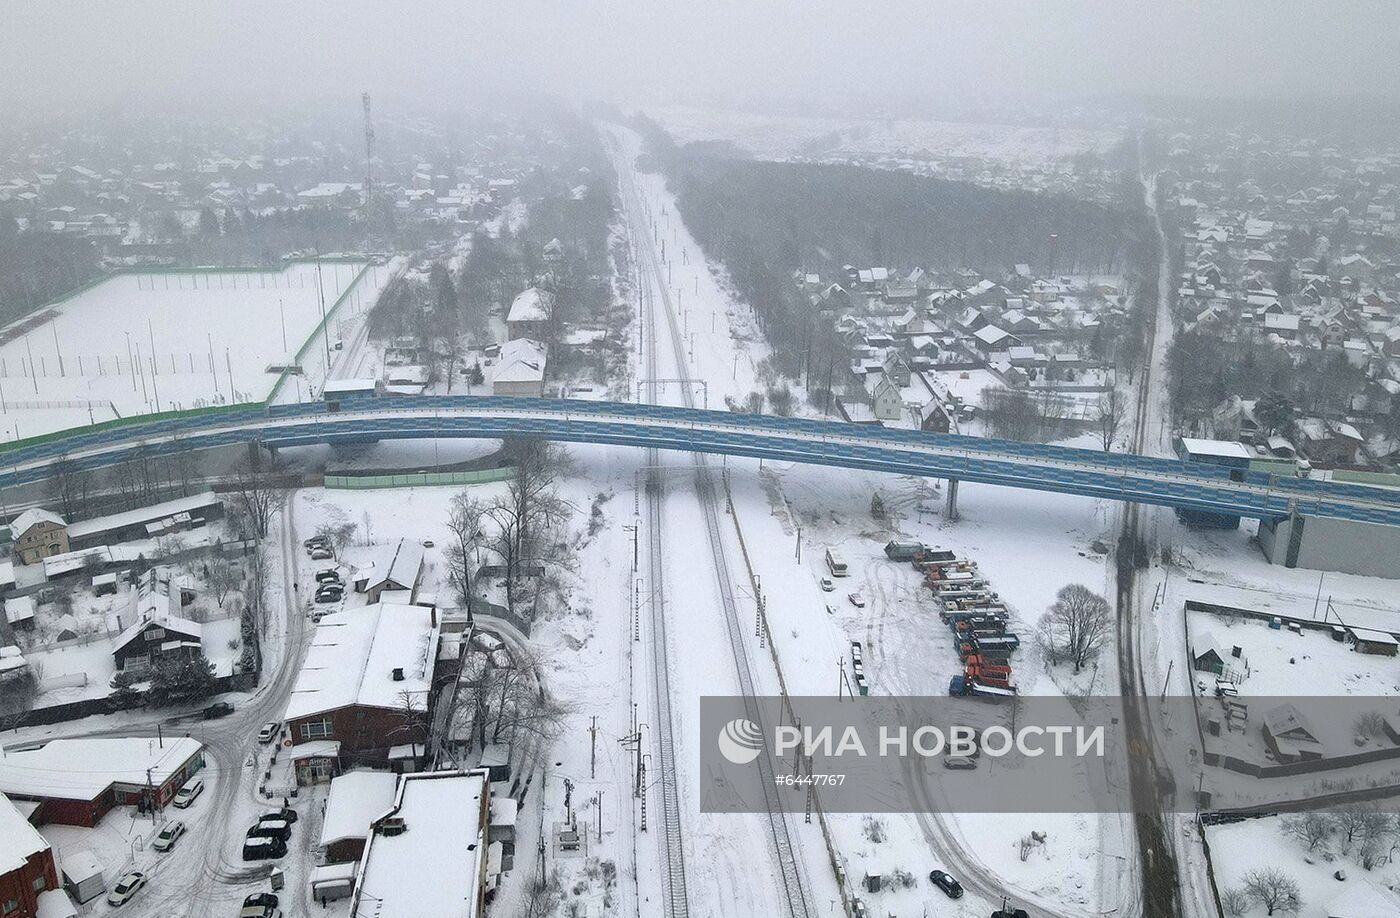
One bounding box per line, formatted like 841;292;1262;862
2;396;1397;527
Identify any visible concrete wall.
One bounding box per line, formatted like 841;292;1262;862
1260;513;1400;578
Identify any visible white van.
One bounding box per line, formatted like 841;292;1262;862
825;548;849;577
172;777;204;809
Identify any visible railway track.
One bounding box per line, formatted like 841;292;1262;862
1116;167;1182;918
618;139;813;918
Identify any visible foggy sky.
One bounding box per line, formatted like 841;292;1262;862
4;1;1399;115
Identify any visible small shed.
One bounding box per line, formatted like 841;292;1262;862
1191;642;1226;676
3;594;36;628
61;849;105;904
310;861;358;904
1349;627;1400;657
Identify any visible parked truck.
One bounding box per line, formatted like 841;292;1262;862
964;665;1014;689
948;674;1017;698
884;540;926;562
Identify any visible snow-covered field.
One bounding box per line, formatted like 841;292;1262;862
1207;814;1400;918
0;260;392;439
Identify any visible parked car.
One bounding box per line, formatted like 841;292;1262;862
929;870;964;899
106;871;147;907
240;905;281;918
240;904;282;918
314;591;342;605
243;893;279;911
172;777;204;808
942;755;976;770
152;820;186;852
242;834;286;861
310;547;333;560
314;570;342;584
203;701;234;719
819;577;835;592
257;722;280;744
264;806;298;825
847;592;866;608
302;536;327;550
250;817;291;841
421;538;435;548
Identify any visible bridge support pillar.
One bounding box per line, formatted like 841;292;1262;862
945;477;960;522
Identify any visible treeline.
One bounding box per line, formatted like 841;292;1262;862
0;214;102;324
1167;330;1367;429
632;116;1144;380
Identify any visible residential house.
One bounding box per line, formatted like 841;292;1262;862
872;377;904;422
1293;417;1364;466
8;509;69;566
505;287;552;341
491;338;547;397
1261;703;1325;762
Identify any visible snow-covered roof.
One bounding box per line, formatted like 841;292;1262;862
507;287;551;324
973;325;1010;345
67;491;220;540
0;792;49;873
320;770;399;847
285;603;439;721
354;770;489;918
1179;438;1252;460
324;378;378;395
4;595;35;625
9;507;65;539
112;601;203;655
0;737;203;800
492;338;546;385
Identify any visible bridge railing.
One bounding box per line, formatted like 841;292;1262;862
0;395;1393;524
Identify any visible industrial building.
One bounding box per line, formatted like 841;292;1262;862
0;737;205;827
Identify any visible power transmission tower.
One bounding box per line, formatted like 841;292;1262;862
361;91;375;214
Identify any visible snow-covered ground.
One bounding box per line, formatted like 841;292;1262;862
1206;814;1400;918
0;260;395;440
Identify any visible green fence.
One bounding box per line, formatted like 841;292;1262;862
325;466;516;490
1248;458;1299;476
1332;469;1400;489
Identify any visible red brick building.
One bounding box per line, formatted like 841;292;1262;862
0;738;204;828
283;603;439;783
0;793;60;918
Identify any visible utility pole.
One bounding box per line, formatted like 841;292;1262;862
589;715;598;778
795;525;802;563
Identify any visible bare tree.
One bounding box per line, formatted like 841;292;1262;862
445;492;486;608
1035;584;1112;673
205;555;241;609
1095;387;1126;452
1220;887;1249;918
47;453;95;521
1335;805;1390;853
486;441;571;611
1242;868;1301;915
455;642;568;755
314;519;357;559
228;442;289;541
1279;811;1334;852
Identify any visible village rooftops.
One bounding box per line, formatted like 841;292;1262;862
0;737;203;800
284;603;439;721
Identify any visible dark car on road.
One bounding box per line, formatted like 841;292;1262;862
930;870;964;899
203;701;234;719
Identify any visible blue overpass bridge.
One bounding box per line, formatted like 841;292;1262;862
3;396;1400;529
